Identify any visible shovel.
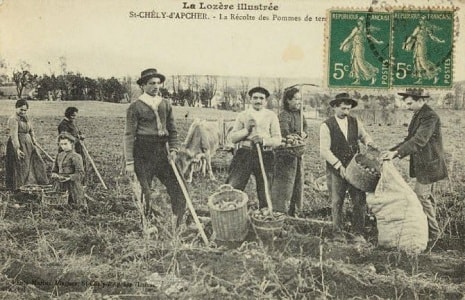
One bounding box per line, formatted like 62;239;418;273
80;141;108;190
35;143;54;162
255;143;274;214
167;146;209;246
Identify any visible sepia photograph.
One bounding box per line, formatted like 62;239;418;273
1;0;465;298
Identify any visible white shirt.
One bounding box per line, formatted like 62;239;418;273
229;108;282;147
335;116;348;140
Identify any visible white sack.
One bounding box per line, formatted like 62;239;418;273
367;161;428;253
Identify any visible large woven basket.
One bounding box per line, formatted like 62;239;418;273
208;185;249;241
41;190;69;206
275;143;306;157
346;153;381;192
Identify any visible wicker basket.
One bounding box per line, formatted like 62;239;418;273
41;190;69;206
345;153;381;192
275;143;306;157
250;211;286;240
20;184;54;196
208;185;249;241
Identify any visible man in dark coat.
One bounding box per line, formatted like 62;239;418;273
124;68;186;227
320;93;377;243
382;88;448;242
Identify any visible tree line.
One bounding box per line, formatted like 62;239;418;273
10;70;128;102
1;58;464;110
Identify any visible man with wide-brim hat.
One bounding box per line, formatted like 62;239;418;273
397;87;430;100
136;68;166;85
329;92;358;108
226;86;282;209
125;67;187;228
320;92;377;244
382;88;447;247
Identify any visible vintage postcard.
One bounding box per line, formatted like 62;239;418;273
1;0;465;298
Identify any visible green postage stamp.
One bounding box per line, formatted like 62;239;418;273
327;8;454;88
327;11;391;88
392;10;454;87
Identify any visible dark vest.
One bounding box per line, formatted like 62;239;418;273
324;116;359;169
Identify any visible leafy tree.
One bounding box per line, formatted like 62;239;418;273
84;76;98;100
13;70;37;98
97;77;126;102
37;75;54;99
200;75;218;107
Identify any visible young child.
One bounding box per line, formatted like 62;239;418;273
51;132;86;207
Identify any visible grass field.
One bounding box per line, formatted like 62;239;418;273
0;100;464;299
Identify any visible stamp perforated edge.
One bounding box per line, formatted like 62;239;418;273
323;5;460;91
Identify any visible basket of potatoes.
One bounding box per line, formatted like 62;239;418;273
208;184;249;241
345;153;381;192
275;134;306;157
250;208;286;240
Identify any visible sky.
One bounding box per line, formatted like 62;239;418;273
0;0;464;81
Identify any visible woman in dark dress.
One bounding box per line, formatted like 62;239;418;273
271;87;308;216
5;99;49;191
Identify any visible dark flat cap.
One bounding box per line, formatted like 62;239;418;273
248;87;270;98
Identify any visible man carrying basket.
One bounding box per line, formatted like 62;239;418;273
320;93;377;243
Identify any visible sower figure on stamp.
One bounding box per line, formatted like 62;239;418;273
381;88;448;244
124;68;187;227
402;16;445;85
339;16;384;85
226;87;281;209
320;93;378;243
271;87;308;216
